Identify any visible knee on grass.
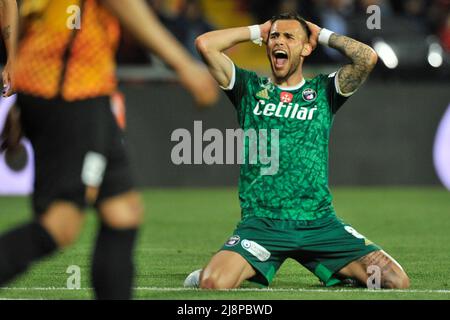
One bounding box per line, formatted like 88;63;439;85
199;271;236;289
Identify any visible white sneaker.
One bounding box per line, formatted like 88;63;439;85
183;269;202;288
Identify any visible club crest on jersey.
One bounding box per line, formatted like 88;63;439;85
302;88;317;102
225;235;240;247
280;92;293;103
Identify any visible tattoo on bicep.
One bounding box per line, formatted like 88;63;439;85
329;33;376;94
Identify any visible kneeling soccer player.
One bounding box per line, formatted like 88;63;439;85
185;13;410;289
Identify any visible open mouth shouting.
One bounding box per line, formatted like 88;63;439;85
272;49;289;70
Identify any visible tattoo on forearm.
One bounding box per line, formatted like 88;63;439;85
329;33;377;94
2;25;11;40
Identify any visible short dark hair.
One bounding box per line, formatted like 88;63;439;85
270;12;311;40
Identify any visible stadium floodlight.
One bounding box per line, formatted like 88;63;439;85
373;39;398;69
427;43;443;68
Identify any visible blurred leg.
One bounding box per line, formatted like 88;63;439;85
92;191;143;300
0;201;84;285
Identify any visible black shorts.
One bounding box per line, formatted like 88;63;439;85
17;94;134;215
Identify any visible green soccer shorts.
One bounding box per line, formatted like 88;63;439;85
220;214;381;287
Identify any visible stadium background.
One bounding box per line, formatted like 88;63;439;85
0;0;449;300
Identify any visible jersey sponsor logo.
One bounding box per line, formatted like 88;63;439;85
241;239;271;262
225;235;240;247
253;100;317;121
280;92;293;103
302;88;317;102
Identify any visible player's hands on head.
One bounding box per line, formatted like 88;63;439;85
305;21;321;51
178;61;219;109
2;60;15;98
259;20;272;44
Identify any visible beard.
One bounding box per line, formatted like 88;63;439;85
270;56;302;83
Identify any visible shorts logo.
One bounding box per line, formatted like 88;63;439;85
344;226;365;239
81;152;107;188
280;92;293;103
302;88;317;102
241;239;271;262
225;235;240;247
241;239;251;249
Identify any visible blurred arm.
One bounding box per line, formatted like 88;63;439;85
102;0;218;107
1;0;18;96
0;0;18;62
103;0;197;73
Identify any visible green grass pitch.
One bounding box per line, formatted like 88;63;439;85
0;187;449;300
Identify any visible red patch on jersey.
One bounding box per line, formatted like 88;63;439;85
280;92;293;103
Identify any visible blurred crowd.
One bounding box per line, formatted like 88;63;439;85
118;0;450;65
1;0;449;67
248;0;450;53
118;0;213;64
249;0;449;36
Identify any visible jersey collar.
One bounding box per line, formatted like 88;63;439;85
276;78;306;91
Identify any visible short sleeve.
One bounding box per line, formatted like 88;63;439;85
326;69;357;114
222;62;255;110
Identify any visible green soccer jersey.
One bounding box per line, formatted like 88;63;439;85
224;64;351;221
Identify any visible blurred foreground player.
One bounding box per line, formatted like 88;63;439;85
0;0;18;97
185;13;409;289
0;0;218;299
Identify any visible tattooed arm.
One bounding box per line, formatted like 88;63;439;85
0;0;18;97
328;34;378;95
307;21;378;96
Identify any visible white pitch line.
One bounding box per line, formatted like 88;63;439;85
0;287;450;294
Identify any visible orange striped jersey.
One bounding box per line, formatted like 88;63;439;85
15;0;120;101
